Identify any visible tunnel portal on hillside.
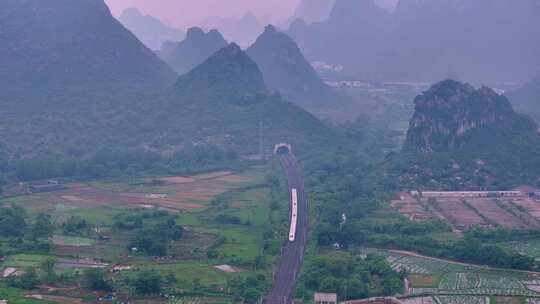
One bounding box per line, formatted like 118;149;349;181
274;143;292;155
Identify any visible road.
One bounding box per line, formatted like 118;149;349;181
263;152;309;304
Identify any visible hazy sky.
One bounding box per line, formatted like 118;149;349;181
105;0;302;28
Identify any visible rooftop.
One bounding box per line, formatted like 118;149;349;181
315;293;338;302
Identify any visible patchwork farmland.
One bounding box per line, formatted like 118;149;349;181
6;170;256;213
391;190;540;232
0;167;286;303
363;248;540;300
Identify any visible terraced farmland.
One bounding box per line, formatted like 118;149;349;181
439;273;479;290
364;248;540;299
435;296;487;304
391;194;540;232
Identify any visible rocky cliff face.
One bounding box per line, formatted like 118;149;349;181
404;80;531;153
389;80;540;190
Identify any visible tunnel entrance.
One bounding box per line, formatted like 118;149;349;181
274;143;292;155
276;146;290;155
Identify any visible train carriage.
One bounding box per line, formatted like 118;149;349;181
289;188;298;242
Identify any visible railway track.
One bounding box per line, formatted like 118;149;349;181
263;152;309;304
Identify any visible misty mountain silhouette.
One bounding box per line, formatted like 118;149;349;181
159;27;227;75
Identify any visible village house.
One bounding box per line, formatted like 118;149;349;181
315;293;338;304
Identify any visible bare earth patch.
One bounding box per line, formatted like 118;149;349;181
230;201;244;208
391;192;435;221
494;297;525;304
52;235;95;247
2;267;20;278
46;184;205;211
527;285;540;293
161;176;196;184
60;195;85;202
467;198;530;229
435;199;487;230
194;171;233;180
26;295;83;304
391;189;540;232
214;264;242;273
214;174;251;183
55;258;108;270
408;274;439;287
400;297;436;304
12;170;257;213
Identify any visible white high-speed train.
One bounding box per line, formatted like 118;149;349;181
289;188;298;242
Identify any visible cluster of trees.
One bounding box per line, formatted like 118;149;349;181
8;257;59;290
301;252;404;301
465;227;540;242
115;210;184;256
214;214;251;226
317;218;451;249
14;262;174;296
84;268;114;292
128;270;164;295
62;216;91;236
227;274;268;303
388;140;540;191
3;144;240;183
121;269;265;299
303;144;539;272
0;204;54;254
57;267;162;295
316;213;537;271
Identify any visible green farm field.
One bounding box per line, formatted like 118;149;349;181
0;166;288;303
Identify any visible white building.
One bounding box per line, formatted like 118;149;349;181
315;293;338;304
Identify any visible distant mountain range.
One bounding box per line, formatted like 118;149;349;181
290;0;397;25
158;27;227;75
247;25;339;107
0;0;177;157
289;0;391;72
0;0;176;106
157;43;336;154
507;76;540;124
289;0;540;83
200;12;265;47
158;24;340;108
388;80;540;189
292;0;335;24
0;0;336;161
119;7;185;51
